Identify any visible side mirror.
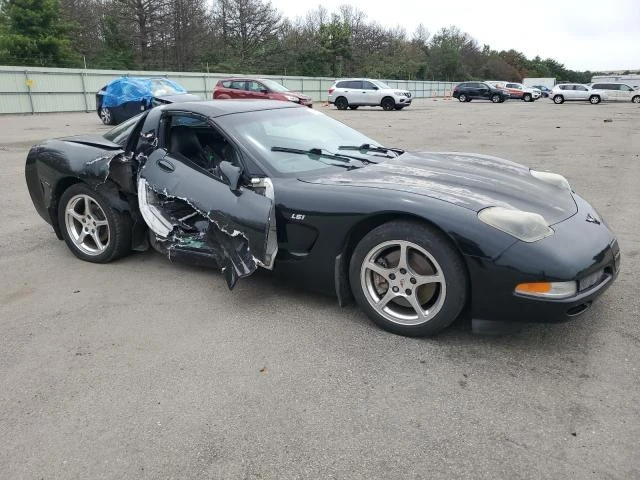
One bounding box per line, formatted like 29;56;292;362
219;161;242;191
372;86;379;90
260;89;269;94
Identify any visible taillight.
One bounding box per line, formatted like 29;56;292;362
329;88;335;94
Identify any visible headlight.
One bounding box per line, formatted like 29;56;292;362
394;91;404;96
478;207;554;242
515;281;577;299
530;170;571;190
284;95;300;103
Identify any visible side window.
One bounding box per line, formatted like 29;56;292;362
347;80;363;89
248;81;266;92
592;84;604;89
222;81;232;88
230;81;246;90
362;81;376;90
336;81;347;88
576;86;587;91
620;84;633;91
165;114;241;174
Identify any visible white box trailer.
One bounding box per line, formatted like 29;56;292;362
523;77;556;89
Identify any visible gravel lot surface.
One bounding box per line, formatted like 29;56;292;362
1;99;639;479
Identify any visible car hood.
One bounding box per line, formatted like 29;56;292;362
155;93;202;102
284;91;311;101
299;151;577;225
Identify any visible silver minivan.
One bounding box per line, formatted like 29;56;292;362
589;83;640;103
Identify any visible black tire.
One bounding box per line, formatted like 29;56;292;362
458;93;467;102
99;107;115;125
523;93;532;102
394;105;404;110
349;220;468;337
381;97;395;111
491;94;501;103
589;95;601;105
632;95;640;104
348;105;359;110
58;183;132;263
553;95;564;104
334;97;349;110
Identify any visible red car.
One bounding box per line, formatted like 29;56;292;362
213;78;313;107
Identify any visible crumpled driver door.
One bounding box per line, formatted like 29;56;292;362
137;149;275;289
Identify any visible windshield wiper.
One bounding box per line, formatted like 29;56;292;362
338;143;403;157
271;146;361;169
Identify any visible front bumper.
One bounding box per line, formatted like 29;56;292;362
467;194;620;324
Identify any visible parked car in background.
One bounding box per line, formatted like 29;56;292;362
213;78;313;107
328;79;412;111
588;83;640;103
550;84;604;104
96;77;200;125
532;85;552;98
452;82;508;103
487;82;541;102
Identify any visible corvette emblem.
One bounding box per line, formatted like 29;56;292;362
586;213;600;225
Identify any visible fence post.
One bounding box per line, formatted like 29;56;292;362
203;74;208;100
79;70;89;112
24;70;35;114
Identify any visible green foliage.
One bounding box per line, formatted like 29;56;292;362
0;0;597;83
0;0;79;66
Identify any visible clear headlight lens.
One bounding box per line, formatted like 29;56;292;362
284;95;300;102
478;207;554;242
530;170;571;190
515;281;577;298
394;91;404;95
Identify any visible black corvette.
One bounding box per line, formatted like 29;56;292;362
25;100;620;336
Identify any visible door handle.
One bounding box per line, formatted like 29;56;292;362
157;159;175;172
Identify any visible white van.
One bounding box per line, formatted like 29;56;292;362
589;83;640;103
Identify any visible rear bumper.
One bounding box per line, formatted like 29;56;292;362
467;194;620;324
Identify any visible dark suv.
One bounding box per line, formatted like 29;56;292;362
453;82;508;103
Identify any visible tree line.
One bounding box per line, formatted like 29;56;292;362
0;0;598;83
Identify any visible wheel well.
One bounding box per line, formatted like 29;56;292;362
381;96;395;104
337;213;471;306
49;177;82;239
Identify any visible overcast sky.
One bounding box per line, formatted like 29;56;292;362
271;0;640;71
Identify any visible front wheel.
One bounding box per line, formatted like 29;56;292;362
553;95;564;104
99;107;115;125
458;93;467;102
523;93;532;102
589;95;601;104
491;94;501;103
381;97;395;111
349;221;467;337
58;183;131;263
632;95;640;104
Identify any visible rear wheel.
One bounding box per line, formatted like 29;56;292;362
348;105;359;110
632;95;640;104
458;93;467;102
99;107;114;125
553;95;564;104
491;94;501;103
58;183;131;263
589;95;601;104
381;97;396;111
349;221;467;337
335;97;348;110
523;93;532;102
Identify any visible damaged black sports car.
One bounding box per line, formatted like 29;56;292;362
25;100;620;336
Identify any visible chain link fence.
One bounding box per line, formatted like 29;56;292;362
0;65;458;115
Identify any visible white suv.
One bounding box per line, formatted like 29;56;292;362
550;84;604;104
589;82;640;103
328;79;412;111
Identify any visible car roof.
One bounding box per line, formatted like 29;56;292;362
160;99;300;117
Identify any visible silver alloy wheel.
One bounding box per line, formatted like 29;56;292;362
360;240;446;326
632;96;640;103
64;194;110;256
99;107;112;124
590;96;600;104
459;94;467;102
554;95;563;104
491;94;500;103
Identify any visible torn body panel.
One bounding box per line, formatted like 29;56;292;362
138;151;275;288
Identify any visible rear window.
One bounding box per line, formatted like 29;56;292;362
592;83;611;90
336;80;362;89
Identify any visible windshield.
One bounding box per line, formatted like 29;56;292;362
217;107;381;175
372;80;391;89
260;79;290;92
103;113;144;145
149;79;186;97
